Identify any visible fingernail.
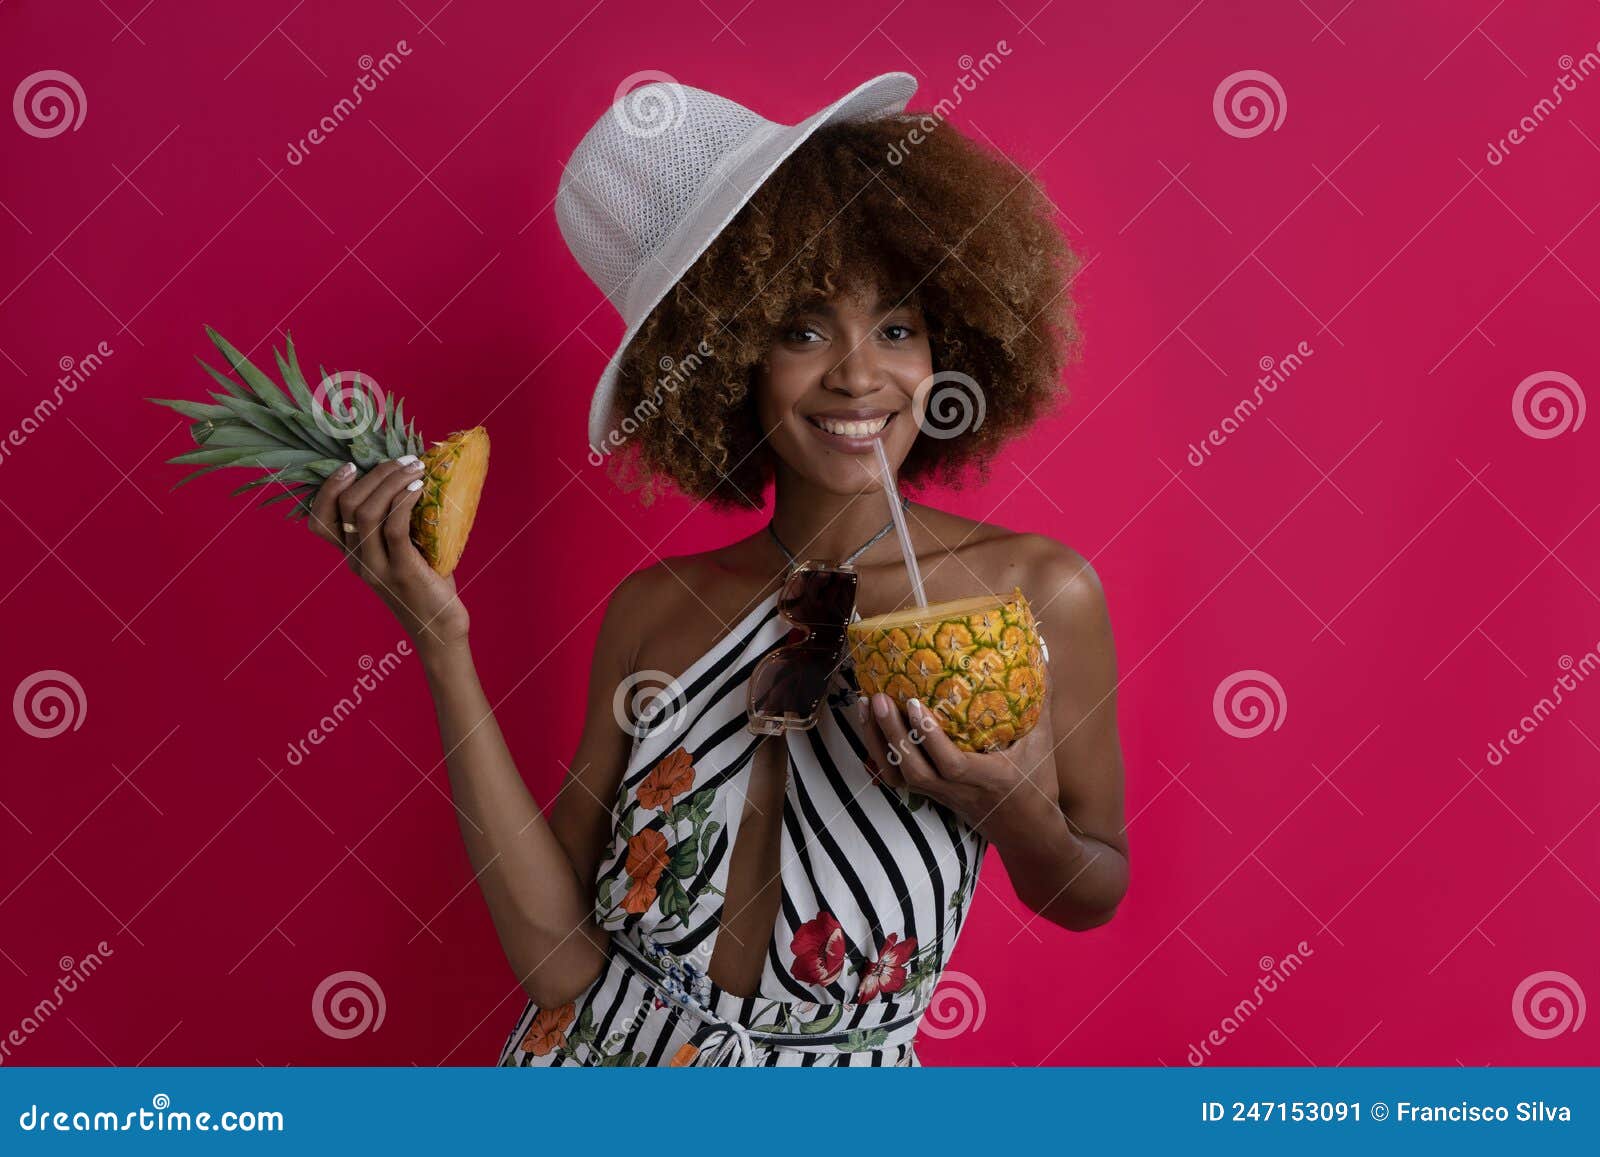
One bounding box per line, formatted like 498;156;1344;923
405;478;423;491
854;699;867;724
396;454;419;466
872;693;892;721
337;462;355;477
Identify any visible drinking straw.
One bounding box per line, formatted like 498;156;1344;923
873;437;927;607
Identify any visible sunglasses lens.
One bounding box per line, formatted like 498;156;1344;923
749;565;857;734
780;567;856;625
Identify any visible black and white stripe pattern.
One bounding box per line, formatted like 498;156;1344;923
500;587;989;1067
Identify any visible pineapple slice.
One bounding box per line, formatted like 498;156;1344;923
148;328;489;578
414;427;489;578
847;588;1045;752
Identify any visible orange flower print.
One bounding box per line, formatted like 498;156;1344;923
638;747;696;810
621;827;671;914
519;1002;576;1057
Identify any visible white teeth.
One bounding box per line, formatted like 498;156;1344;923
814;415;889;437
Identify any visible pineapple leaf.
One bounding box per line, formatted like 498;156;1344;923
260;485;318;515
228;460;344;496
275;340;318;413
207;392;318;453
284;335;313;402
195;356;254;403
185;424;284;450
279;409;354;460
168;447;327;469
205;327;296;415
169;463;233;490
148;396;230;422
382;391;403;457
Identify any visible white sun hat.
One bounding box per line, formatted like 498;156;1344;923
554;71;919;453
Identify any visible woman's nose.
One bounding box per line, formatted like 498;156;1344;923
822;343;885;396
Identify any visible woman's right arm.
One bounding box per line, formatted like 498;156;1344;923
307;457;641;1008
418;575;644;1009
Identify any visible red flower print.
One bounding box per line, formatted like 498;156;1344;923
621;828;670;915
637;747;695;810
857;933;917;1001
519;1002;576;1056
789;910;846;987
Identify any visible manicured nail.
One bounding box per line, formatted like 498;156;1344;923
854;699;868;724
337;462;355;477
908;698;928;729
872;693;892;721
396;454;419;466
405;478;423;491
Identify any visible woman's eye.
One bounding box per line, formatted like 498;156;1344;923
784;326;820;343
883;324;914;341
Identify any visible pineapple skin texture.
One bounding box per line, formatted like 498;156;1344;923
411;426;488;578
848;589;1046;753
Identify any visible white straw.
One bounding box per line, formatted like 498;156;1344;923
873;438;927;608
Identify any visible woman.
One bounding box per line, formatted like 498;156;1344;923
305;75;1128;1066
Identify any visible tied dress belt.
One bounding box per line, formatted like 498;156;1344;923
608;931;925;1067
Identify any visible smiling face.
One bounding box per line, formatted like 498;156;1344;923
753;279;933;497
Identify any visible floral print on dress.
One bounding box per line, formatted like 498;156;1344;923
596;745;726;933
639;932;711;1010
518;1002;576;1057
789;911;846;987
637;746;695;810
789;909;941;1003
858;932;917;1001
501;613;991;1066
621;828;670;914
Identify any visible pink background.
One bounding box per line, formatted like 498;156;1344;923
2;0;1597;1067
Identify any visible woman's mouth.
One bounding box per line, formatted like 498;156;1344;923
804;411;895;452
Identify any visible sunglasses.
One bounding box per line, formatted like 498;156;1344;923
747;561;860;736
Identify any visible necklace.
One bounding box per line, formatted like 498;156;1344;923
767;496;910;570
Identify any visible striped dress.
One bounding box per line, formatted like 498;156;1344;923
498;585;989;1067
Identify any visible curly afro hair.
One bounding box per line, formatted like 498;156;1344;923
598;112;1083;508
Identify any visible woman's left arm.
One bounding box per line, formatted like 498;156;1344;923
982;540;1129;930
862;539;1130;932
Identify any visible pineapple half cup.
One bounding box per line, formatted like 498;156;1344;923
847;587;1046;753
149;327;489;578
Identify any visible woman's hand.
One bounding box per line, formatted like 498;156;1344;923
855;669;1062;841
306;457;470;654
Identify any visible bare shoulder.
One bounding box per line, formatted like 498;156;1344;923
916;505;1107;622
600;536;772;678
